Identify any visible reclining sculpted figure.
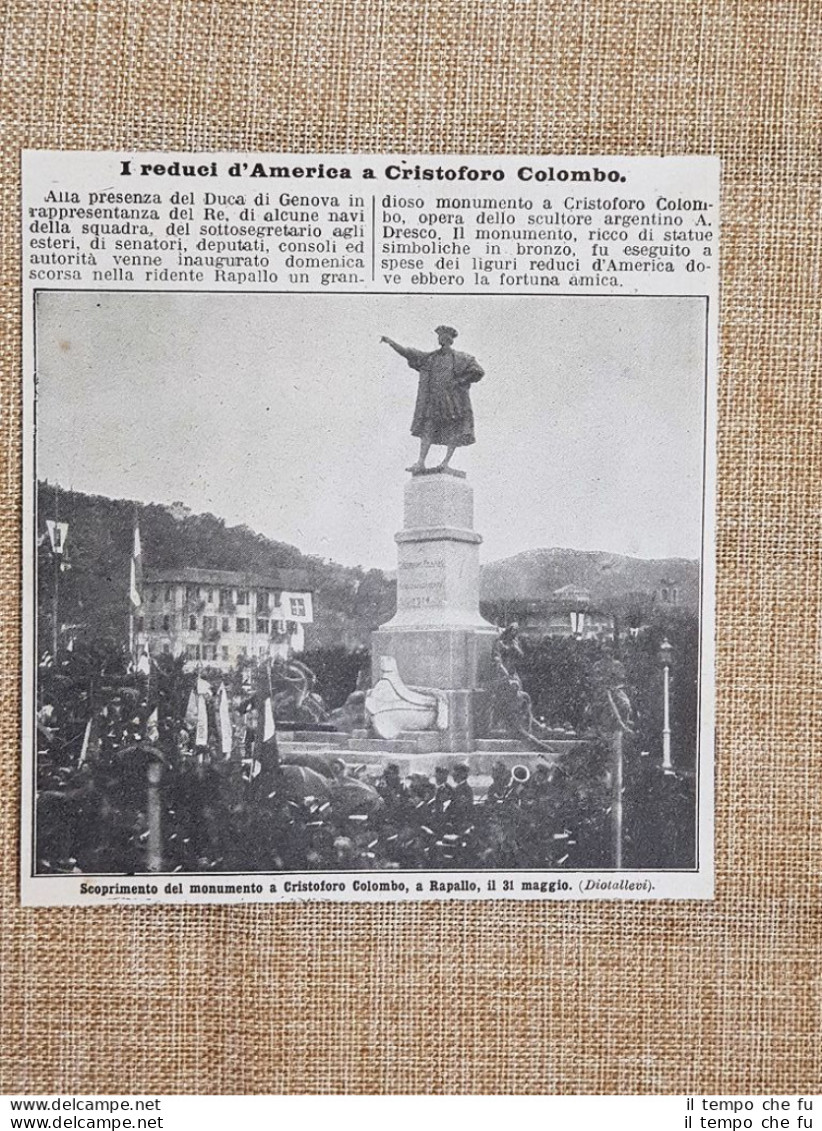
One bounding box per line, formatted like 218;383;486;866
365;656;448;741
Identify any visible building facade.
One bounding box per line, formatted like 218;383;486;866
655;577;681;607
135;566;314;672
482;588;616;642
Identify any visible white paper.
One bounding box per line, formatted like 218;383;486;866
21;151;718;905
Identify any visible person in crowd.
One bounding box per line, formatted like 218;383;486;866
377;762;407;806
484;759;512;804
526;762;553;803
451;763;475;825
432;765;455;827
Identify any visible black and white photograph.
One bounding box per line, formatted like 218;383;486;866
29;288;709;891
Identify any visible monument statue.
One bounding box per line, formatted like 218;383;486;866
381;324;484;473
588;647;635;738
490;623;562;752
270;657;327;725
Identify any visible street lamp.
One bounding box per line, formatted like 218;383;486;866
658;637;674;772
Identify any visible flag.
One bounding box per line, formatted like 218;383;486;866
137;642;151;676
185;688;198;727
195;693;208;748
217;684;232;759
46;520;69;555
146;707;160;744
262;696;276;743
129;523;142;610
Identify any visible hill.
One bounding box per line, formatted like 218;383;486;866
480;548;699;609
36;482;396;652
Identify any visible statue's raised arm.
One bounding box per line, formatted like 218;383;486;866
380;335;411;359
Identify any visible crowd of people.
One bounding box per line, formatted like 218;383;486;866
36;745;613;875
34;641;694;875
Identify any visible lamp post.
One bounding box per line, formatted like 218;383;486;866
658;637;673;772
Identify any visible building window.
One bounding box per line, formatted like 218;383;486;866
257;618;269;635
272;590;282;608
236;589;249;606
221;617;230;633
162;614;170;632
202;645;217;662
236;617;250;633
257;589;269;612
202;615;217;633
186;644;200;660
186;585;198;602
189;615;198;630
148;617;156;632
238;646;247;658
222;646;229;662
150;588;158;605
290;597;306;617
206;588;214;604
165;586;173;602
219;588;233;610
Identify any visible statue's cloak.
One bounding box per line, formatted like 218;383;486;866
404;347;485;447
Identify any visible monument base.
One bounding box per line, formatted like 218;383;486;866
371;625;496;692
370;629;495;751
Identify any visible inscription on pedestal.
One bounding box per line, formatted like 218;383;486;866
397;557;447;609
400;558;446;570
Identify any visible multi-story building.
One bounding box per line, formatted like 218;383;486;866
655;577;681;607
135;566;314;671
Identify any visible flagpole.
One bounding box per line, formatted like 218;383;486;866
53;537;60;658
131;505;136;663
128;509;133;662
612;727;623;869
53;483;60;657
129;507;142;665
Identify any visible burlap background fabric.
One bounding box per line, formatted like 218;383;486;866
1;0;820;1096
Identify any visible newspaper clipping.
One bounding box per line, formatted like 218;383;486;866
21;151;718;905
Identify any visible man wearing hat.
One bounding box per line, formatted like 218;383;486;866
381;325;484;472
431;764;456;828
377;762;409;821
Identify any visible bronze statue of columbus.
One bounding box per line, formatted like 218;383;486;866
381;325;484;473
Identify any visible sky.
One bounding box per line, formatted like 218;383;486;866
35;291;706;570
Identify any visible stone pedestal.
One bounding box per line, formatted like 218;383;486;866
370;470;496;751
